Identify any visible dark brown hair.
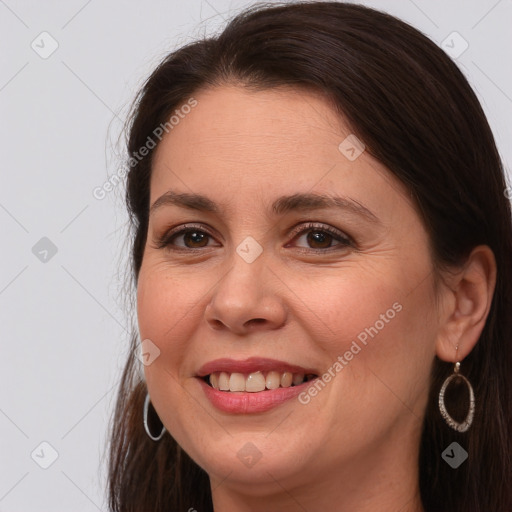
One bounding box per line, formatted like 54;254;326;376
107;2;512;510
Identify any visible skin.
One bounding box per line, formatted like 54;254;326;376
136;84;496;512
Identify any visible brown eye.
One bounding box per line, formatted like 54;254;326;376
290;223;352;251
305;230;335;249
180;230;210;248
156;224;219;251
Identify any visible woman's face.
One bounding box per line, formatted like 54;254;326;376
137;85;440;494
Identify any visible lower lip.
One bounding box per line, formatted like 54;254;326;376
197;378;312;413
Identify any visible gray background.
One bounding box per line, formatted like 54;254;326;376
1;0;511;510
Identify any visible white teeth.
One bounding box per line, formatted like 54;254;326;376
281;372;293;388
246;371;266;392
208;370;313;392
229;372;245;392
218;372;230;391
266;371;281;390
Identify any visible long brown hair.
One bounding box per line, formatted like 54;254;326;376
107;2;512;510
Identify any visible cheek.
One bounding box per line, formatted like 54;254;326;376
136;263;200;340
136;267;206;434
136;262;215;390
136;268;187;381
323;282;435;431
290;264;435;399
137;276;170;339
285;266;404;350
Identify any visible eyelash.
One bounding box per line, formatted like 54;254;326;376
154;222;354;253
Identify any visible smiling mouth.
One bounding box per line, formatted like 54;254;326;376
202;371;318;393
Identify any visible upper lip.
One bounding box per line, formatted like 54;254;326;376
196;357;318;377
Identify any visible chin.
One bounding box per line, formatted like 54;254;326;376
181;429;315;487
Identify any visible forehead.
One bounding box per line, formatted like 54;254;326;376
149;84;410;215
156;85;342;160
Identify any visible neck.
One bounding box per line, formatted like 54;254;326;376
210;422;425;512
211;480;424;512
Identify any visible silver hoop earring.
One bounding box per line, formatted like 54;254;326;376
438;361;475;433
143;393;166;441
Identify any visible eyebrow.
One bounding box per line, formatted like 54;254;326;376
149;191;380;223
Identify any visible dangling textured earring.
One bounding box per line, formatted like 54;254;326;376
143;393;167;441
438;359;475;433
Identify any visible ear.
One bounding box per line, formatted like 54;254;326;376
435;245;497;362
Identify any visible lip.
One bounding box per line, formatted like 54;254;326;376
195;357;319;414
197;377;315;413
196;357;317;377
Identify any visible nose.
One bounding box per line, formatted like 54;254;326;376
204;251;287;335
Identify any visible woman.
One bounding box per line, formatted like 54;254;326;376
107;2;512;511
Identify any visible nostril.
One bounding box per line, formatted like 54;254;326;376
247;318;265;327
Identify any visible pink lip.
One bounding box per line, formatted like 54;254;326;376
195;357;319;414
197;378;314;413
196;357;317;377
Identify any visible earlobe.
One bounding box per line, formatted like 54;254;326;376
435;245;497;362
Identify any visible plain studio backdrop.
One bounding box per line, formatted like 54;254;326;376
0;0;511;510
